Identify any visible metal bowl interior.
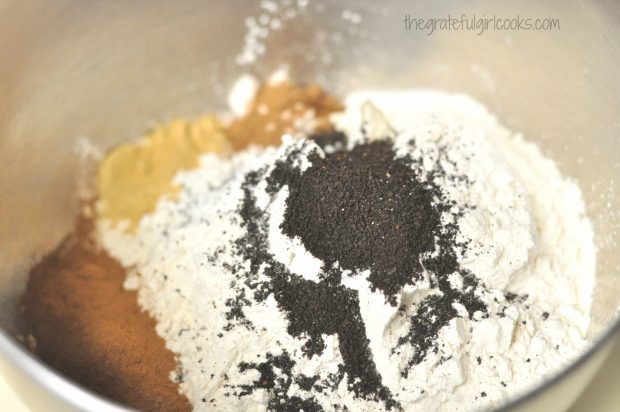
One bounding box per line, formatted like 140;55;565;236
0;1;619;411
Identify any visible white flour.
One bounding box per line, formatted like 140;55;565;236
99;90;595;411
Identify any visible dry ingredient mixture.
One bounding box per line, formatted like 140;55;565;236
17;3;594;409
21;78;339;411
95;89;595;411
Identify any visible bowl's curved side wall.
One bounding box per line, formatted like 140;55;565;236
0;0;618;411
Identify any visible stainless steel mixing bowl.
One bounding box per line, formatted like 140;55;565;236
0;1;618;411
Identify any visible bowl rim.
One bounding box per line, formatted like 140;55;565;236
499;313;620;410
1;311;619;411
0;331;128;411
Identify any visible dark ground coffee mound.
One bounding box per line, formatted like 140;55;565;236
231;133;489;409
281;140;441;302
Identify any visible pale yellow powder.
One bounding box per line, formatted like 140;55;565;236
97;115;229;231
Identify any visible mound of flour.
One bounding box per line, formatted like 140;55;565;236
99;90;595;411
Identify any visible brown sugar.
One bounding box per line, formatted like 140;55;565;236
21;213;191;412
226;81;343;150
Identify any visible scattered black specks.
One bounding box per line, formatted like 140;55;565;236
223;285;254;331
234;352;322;411
297;375;320;391
218;133;494;409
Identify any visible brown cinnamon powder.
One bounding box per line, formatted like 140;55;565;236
21;214;191;412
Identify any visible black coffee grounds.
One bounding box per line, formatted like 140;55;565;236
229;133;489;410
281;140;440;303
234;352;322;412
